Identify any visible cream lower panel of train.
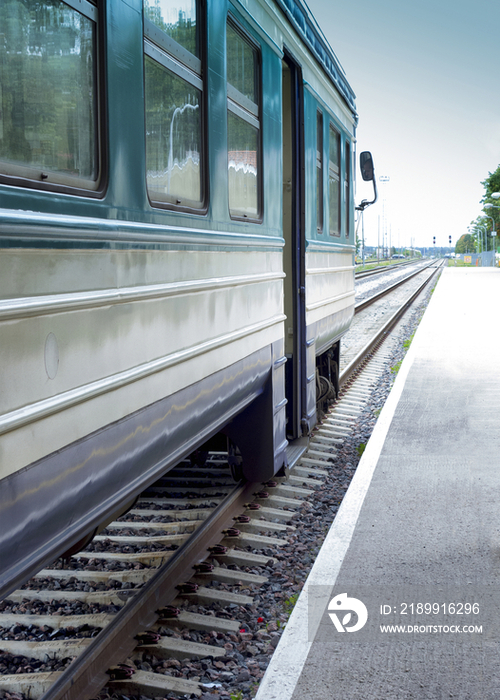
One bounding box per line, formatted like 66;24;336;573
305;249;355;348
0;247;285;480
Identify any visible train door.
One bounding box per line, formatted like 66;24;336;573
282;52;307;441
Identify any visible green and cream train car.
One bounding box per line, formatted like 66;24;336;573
0;0;366;598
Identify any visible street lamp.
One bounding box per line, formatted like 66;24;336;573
476;224;488;258
483;203;499;266
483;203;499;216
477;224;487;256
482;209;496;236
468;225;487;259
467;226;476;250
483;213;496;266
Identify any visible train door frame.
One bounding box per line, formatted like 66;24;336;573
282;50;307;441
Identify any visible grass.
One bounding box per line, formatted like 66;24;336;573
449;259;475;267
449;258;499;267
391;359;403;374
283;593;299;613
390;333;415;375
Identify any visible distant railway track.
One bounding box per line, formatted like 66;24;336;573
342;258;444;380
0;262;444;700
354;258;422;279
354;258;439;313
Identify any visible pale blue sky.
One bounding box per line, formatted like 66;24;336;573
306;0;500;250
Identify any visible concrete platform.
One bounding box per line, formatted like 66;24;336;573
256;268;500;700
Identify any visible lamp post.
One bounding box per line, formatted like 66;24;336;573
484;214;495;267
477;224;487;258
483;203;499;266
379;175;390;259
469;225;487;261
478;224;487;263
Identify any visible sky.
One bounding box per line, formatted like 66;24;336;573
306;0;500;251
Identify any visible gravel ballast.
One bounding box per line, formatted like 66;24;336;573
0;274;439;700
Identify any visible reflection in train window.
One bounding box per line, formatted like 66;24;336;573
227;19;261;220
0;0;99;190
144;56;203;208
329;123;340;236
344;140;351;237
144;0;199;57
227;22;258;104
316;111;324;233
143;0;205;209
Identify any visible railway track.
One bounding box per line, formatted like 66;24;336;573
342;259;444;374
0;463;283;700
354;258;437;311
0;261;444;700
354;258;421;279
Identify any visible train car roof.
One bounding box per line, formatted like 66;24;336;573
276;0;357;118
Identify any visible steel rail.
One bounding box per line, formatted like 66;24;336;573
40;479;260;700
355;258;423;279
354;259;437;313
22;260;442;700
340;260;444;386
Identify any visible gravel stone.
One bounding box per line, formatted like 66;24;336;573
2;272;437;700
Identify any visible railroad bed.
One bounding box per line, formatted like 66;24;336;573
354;259;432;303
256;267;500;700
341;260;443;374
0;262;441;700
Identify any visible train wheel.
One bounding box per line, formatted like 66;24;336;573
228;440;244;482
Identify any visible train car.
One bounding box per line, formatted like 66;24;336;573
0;0;368;599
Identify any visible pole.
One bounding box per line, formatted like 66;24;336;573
483;214;495;266
377;215;380;264
362;211;365;266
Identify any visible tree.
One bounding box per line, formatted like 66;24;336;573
455;233;475;255
481;164;500;204
480;165;500;241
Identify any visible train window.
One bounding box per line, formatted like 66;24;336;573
144;0;205;209
344;140;351;237
227;23;258;104
329;123;341;236
0;0;99;191
316;112;324;233
226;19;261;220
144;0;199;58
